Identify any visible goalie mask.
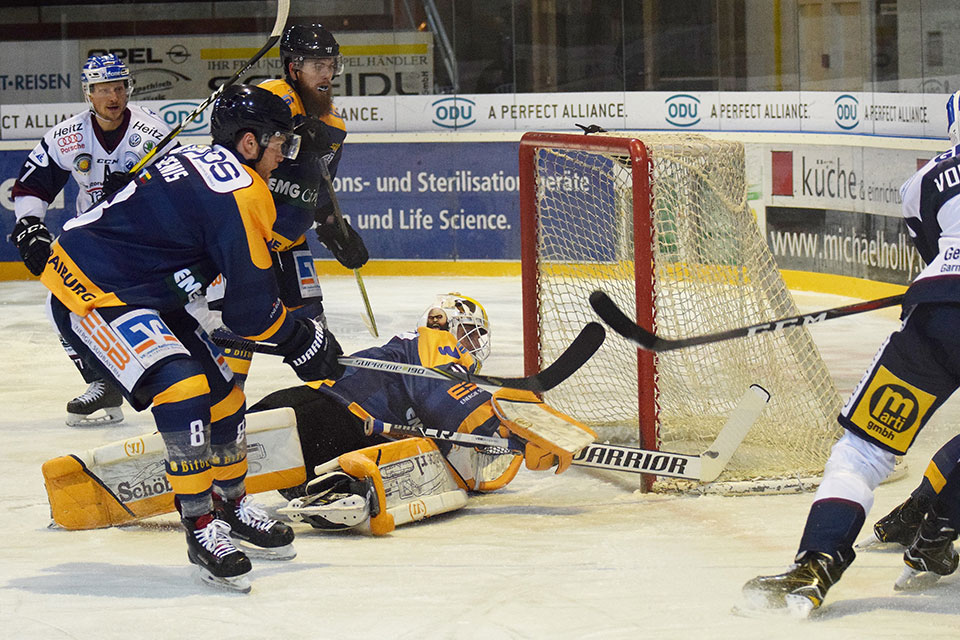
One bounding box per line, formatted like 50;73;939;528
418;293;491;368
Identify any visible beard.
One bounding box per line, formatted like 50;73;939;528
298;81;333;117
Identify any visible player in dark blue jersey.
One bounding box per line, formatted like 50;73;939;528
742;91;960;615
216;24;369;388
38;84;345;593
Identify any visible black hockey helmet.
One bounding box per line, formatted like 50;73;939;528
280;23;344;81
210;84;300;161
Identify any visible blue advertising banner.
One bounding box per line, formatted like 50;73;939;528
0;141;522;264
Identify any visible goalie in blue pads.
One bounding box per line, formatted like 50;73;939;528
251;293;595;534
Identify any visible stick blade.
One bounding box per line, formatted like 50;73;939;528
473;321;606;392
699;384;770;483
589;290;660;350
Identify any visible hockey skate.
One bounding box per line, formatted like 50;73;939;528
215;495;296;560
277;471;375;531
856;494;928;550
894;508;958;591
65;380;124;427
183;514;252;593
740;551;850;618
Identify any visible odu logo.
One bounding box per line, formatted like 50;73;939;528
431;96;476;129
868;383;918;433
835;94;859;130
159;101;207;134
665;94;701;127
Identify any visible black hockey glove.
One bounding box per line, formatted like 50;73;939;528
277;318;345;382
101;170;134;199
316;219;369;270
11;215;52;276
297;116;333;156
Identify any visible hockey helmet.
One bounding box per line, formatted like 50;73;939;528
280;23;344;80
948;91;960;146
81;53;133;97
419;293;491;368
210;84;301;160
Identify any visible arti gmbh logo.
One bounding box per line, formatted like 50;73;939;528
431;96;476;129
664;94;701;127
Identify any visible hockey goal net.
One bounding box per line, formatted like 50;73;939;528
519;132;842;491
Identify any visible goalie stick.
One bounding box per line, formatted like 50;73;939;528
209;321;605;393
123;0;291;178
363;384;768;482
589;290;904;353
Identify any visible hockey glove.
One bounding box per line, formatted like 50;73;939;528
278;318;345;382
11;215;52;276
316;219;369;270
101;170;134;199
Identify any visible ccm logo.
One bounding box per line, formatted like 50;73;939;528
58;133;83;146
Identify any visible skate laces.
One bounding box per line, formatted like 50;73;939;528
235;496;276;532
194;519;240;558
75;381;107;402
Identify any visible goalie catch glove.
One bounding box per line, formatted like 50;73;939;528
277;318;345;382
315;218;369;270
11;215;53;276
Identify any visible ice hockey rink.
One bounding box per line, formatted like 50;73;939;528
1;276;958;639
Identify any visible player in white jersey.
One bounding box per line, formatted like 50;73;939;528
10;53;174;427
741;92;960;616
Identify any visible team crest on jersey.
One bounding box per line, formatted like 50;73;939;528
74;153;92;173
128;133;142;147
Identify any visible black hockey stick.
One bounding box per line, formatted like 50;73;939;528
589;290;904;353
362;383;768;483
125;0;291;177
210;321;605;392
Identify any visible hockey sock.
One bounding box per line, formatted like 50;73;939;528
798;498;865;559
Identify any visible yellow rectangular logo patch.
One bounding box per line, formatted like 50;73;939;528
849;365;936;453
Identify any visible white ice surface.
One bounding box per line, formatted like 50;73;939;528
1;278;958;639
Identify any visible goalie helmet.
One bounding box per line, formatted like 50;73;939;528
418;293;491;368
210;84;301;161
81;54;133;97
280;23;344;81
948;91;960;146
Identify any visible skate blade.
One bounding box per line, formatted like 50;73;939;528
65;407;124;427
894;565;942;591
735;590;816;619
278;494;369;527
231;539;296;561
196;567;251;593
855;532;901;551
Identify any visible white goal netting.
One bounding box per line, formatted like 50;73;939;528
521;132;842;490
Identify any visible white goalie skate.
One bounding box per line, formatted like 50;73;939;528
277;472;374;531
65;380;124;427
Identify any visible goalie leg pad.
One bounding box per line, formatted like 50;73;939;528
491;389;597;474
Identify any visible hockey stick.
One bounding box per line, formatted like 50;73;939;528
589;290;904;353
318;161;379;337
363;385;766;482
125;0;291;176
210;321;605;392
